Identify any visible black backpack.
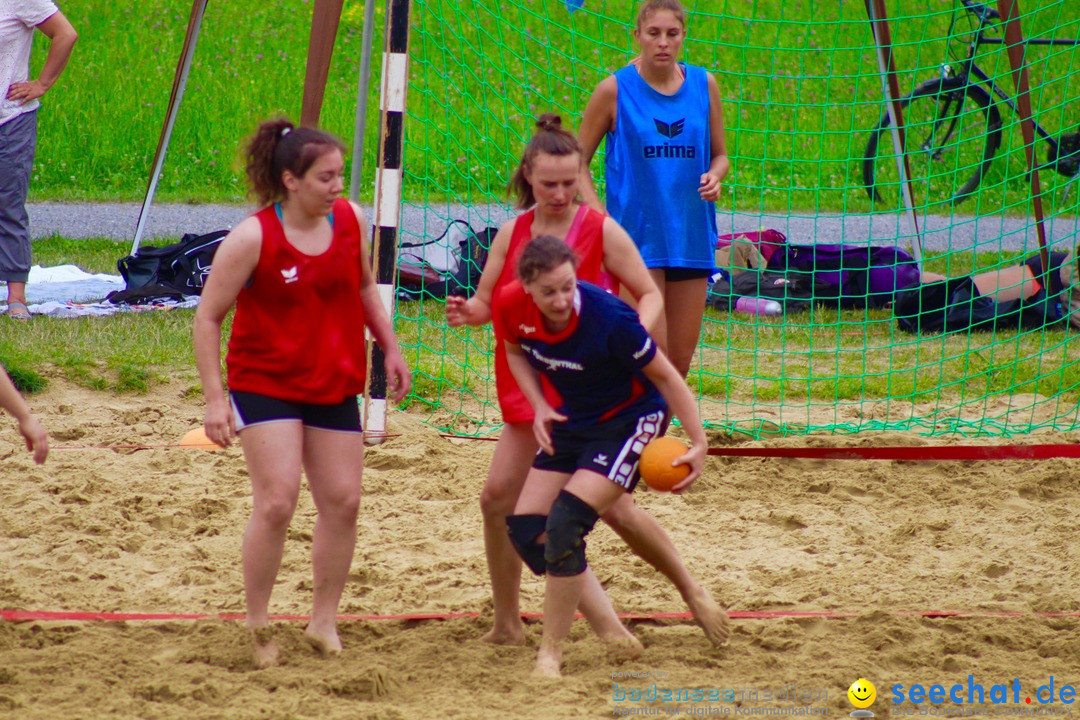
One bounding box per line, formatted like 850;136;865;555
116;230;229;296
707;270;816;313
894;276;1065;334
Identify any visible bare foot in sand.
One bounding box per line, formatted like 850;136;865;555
304;624;343;657
250;626;279;669
534;648;563;678
603;635;644;662
594;615;643;661
685;584;731;647
481;624;526;646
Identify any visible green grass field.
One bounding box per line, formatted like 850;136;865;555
26;0;1080;215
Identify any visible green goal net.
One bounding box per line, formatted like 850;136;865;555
395;0;1080;438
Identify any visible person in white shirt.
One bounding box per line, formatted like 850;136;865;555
0;0;76;320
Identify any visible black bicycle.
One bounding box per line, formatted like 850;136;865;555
862;0;1080;209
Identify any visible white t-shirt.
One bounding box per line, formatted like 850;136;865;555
0;0;58;126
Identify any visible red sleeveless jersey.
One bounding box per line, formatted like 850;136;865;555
226;198;368;404
492;204;612;423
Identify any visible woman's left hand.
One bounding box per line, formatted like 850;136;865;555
698;171;722;202
669;442;707;494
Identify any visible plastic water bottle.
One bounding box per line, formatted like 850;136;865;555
734;297;782;317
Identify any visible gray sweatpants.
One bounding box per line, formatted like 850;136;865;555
0;110;38;284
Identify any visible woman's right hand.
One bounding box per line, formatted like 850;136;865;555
203;397;236;449
669;442;707;494
445;295;476;327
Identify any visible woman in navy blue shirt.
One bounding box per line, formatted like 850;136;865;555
493;235;723;677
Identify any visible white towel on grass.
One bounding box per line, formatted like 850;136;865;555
2;265;198;317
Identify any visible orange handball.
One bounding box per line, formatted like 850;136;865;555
638;436;691;491
178;427;222;451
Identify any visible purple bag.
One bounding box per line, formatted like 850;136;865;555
766;244;921;309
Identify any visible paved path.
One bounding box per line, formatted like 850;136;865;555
27;202;1080;254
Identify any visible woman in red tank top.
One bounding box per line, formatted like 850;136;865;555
194;118;410;668
445;114;729;648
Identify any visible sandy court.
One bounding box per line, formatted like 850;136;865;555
2;380;1080;719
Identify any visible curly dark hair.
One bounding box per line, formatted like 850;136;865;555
244;118;346;206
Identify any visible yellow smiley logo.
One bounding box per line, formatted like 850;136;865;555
848;678;876;709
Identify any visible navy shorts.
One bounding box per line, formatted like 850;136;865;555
532;409;667;492
230;391;362;433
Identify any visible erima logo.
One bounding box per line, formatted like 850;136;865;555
281;266;299;284
644;144;696;159
646;118;695;158
593;453;609;467
654;118;685;138
522;345;585;373
518;324;536;335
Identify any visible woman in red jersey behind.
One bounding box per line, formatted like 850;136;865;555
194;118;410;668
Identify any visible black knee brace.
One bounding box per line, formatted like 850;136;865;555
544;490;599;577
506;514;548;575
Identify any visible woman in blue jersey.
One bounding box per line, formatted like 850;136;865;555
578;0;730;378
493;235;718;677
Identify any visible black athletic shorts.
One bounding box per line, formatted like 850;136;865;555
229;391;362;433
661;267;714;282
532;409;667;492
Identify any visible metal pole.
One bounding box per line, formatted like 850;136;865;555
364;0;412;441
131;0;208;255
350;0;378;202
994;0;1049;275
866;0;924;266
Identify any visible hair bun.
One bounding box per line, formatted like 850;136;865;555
536;113;562;132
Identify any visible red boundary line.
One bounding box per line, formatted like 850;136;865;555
3;609;1079;623
704;444;1080;460
51;435;1080;462
436;435;1080;461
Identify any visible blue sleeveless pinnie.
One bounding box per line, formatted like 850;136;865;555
605;63;717;270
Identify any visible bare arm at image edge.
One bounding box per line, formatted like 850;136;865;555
0;371;48;464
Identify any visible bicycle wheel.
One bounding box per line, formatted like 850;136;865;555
863;78;1002;210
